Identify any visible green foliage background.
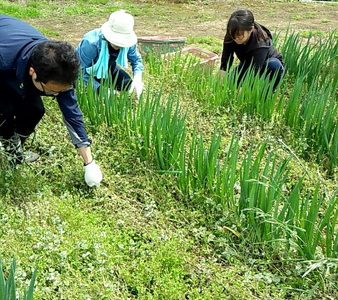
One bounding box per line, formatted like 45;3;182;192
0;0;337;299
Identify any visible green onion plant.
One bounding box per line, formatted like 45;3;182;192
0;259;36;300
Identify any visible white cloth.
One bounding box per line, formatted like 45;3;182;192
85;39;129;79
86;39;109;79
84;160;103;187
129;73;144;99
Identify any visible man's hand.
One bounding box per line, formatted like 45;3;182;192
84;160;103;187
78;146;103;187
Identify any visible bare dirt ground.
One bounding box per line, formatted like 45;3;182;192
30;0;337;46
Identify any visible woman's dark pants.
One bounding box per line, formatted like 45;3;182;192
236;58;285;91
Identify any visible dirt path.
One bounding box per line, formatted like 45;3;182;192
29;0;337;46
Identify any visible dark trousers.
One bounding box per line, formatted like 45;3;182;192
265;58;285;90
111;65;133;91
236;58;285;91
0;83;45;140
96;65;133;92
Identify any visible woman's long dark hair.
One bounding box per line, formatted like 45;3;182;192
224;9;268;43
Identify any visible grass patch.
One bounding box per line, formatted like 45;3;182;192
1;1;337;299
187;36;223;54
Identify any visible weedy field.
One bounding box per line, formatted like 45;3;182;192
0;1;337;299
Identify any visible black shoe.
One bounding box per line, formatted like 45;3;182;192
1;134;23;164
0;134;39;165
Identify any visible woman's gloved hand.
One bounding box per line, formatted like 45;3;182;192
129;73;144;99
84;160;103;187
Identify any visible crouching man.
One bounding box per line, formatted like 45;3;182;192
0;14;102;187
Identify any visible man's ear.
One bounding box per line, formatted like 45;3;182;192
29;67;36;77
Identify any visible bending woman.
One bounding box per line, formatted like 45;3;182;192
220;9;285;90
76;10;144;98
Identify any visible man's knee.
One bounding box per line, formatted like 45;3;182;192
15;97;45;137
26;96;45;121
33;102;45;120
0;110;15;139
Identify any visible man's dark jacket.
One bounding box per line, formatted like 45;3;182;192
0;14;90;148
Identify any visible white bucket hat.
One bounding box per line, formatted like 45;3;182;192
101;10;137;48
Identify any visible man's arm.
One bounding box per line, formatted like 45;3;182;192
56;89;90;150
56;90;102;186
77;146;93;165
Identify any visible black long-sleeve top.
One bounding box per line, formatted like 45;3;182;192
220;24;283;72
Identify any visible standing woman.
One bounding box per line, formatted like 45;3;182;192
220;9;284;90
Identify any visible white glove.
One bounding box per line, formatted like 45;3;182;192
84;160;103;187
129;73;144;99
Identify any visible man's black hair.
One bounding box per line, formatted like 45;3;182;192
30;41;80;84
